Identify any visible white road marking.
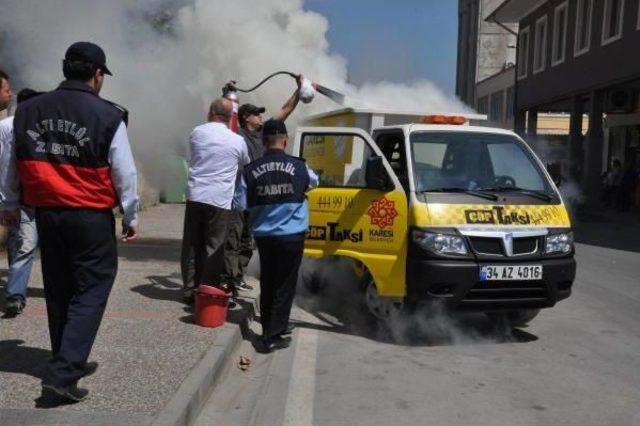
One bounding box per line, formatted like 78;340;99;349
282;327;319;426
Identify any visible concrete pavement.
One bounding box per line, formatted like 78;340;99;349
0;204;255;425
197;218;640;426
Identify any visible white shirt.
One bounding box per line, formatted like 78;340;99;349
187;122;250;209
0;117;18;210
109;121;140;228
0;118;139;228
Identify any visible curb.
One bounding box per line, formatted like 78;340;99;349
153;295;258;426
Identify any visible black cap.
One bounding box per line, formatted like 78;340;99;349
64;42;112;76
16;88;43;104
238;103;266;119
262;119;288;136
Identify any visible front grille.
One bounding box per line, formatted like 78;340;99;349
513;237;538;255
469;237;503;255
468;236;541;257
460;280;548;307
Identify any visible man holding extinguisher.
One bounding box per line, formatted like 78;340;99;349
223;76;303;296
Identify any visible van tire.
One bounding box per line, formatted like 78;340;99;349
486;309;540;327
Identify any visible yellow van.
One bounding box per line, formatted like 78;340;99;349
293;108;576;326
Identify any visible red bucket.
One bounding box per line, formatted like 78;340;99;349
195;285;232;328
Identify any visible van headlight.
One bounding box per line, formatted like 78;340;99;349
545;232;574;254
413;230;467;255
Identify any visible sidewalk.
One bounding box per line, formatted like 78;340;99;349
572;204;640;253
0;204;256;425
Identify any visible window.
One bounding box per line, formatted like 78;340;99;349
602;0;625;45
487;143;547;190
375;131;409;191
505;86;515;119
533;16;548;74
477;96;489;114
410;132;551;193
517;26;530;79
552;2;569;65
301;133;374;188
490;91;504;123
574;0;593;55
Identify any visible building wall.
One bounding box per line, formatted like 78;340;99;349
457;0;518;109
457;0;480;107
516;0;640;109
476;66;516;128
477;0;518;81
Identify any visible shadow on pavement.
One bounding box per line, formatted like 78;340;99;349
0;340;49;379
0;279;45;303
117;237;181;262
130;273;183;302
26;288;45;299
573;209;640;253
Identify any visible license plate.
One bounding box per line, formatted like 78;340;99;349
480;265;542;281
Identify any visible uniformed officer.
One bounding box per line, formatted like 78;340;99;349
223;77;302;295
9;42;139;401
235;119;317;352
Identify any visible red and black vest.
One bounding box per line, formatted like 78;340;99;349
13;80;126;209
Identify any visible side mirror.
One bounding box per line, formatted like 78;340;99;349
366;156;393;191
546;162;562;187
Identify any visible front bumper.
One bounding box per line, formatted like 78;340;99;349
406;256;576;310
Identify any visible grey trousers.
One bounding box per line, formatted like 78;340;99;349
223;210;254;285
180;201;232;295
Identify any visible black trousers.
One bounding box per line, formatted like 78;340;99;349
223;210;254;285
255;234;305;340
181;201;232;294
35;208;117;388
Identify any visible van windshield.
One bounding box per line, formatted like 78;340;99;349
410;132;553;195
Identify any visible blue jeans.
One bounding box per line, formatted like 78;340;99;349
5;207;38;302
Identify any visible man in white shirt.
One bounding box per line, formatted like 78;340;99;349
181;98;250;303
0;89;42;317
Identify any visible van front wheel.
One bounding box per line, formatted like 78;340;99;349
364;279;403;321
486;309;540;327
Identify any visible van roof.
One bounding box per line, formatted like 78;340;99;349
303;107;487;123
375;123;520;137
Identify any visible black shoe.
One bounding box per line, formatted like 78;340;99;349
42;383;89;402
4;298;25;317
261;335;292;353
280;323;295;336
83;362;99;377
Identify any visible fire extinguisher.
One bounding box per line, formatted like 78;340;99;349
221;72;345;133
222;81;240;132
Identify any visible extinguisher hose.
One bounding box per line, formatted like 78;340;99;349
232;71;298;93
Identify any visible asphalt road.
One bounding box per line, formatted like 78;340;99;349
197;240;640;426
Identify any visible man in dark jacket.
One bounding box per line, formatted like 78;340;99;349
235;119;317;352
223;77;303;294
8;42;139;402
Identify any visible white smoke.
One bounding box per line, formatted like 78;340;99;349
295;258;516;346
0;0;469;190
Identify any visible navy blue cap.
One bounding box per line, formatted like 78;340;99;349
65;42;113;76
262;119;288;136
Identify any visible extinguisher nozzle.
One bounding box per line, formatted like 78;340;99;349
314;84;345;105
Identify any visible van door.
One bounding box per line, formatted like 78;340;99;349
293;127;408;297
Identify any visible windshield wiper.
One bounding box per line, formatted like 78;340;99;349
422;187;498;201
478;186;553;201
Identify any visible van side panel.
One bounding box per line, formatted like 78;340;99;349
305;188;408;297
